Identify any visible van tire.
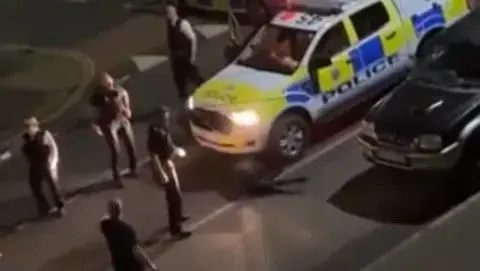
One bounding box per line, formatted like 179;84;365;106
263;113;311;163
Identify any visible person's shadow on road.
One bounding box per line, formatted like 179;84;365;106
245;177;308;197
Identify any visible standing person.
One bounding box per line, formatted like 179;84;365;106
165;1;204;102
147;106;191;239
90;73;138;188
100;198;159;271
21;116;65;217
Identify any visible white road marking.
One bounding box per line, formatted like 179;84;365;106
276;123;362;180
117;74;131;85
130;55;168;73
185;202;236;231
195;24;229;39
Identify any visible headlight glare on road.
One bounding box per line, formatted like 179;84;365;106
231;110;259;126
361;120;376;139
415;134;442;150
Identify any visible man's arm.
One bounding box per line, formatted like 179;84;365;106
43;130;59;165
134;244;157;270
89;93;103;135
127;226;157;270
180;20;197;63
149;152;168;185
119;88;132;119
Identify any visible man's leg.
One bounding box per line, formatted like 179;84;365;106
166;160;188;220
165;161;191;238
165;183;182;235
171;58;188;101
44;165;65;216
28;168;50;216
101;125;122;185
186;61;205;87
119;120;138;175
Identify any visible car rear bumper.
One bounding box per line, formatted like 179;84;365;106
358;135;463;171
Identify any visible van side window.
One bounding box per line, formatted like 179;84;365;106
312;22;350;60
350;2;389;39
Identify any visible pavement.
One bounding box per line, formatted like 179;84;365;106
1;1;480;271
364;173;480;271
0;44;94;146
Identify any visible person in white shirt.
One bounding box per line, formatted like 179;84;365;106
165;1;204;102
21;116;65;217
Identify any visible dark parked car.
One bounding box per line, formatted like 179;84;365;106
358;9;480;172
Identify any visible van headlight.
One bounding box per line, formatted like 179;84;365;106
186;96;194;110
231;110;259;126
360;120;376;139
415;134;443;150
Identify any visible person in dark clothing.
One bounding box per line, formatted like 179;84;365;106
90;73;138;188
165;2;204;102
101;198;158;271
22;116;65;217
147;106;191;239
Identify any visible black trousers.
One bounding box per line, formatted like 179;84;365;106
28;165;64;214
101;118;137;181
170;56;204;101
151;157;185;233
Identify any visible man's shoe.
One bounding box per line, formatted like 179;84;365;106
113;179;124;189
125;171;138;178
171;230;192;240
56;207;66;217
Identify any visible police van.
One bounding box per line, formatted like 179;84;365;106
188;0;471;162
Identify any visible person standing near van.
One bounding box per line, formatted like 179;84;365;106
22;116;65;217
165;1;204;102
90;73;138;188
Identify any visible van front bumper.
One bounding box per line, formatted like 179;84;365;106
190;122;265;155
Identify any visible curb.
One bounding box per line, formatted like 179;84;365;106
0;45;95;148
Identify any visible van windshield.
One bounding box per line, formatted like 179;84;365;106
235;24;315;75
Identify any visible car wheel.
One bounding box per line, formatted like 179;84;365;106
265;113;310;163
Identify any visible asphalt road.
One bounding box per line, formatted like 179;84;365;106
1;3;480;270
150;126;480;271
0;25;233;228
0;0;132;47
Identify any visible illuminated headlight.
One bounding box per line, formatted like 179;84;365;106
231;110;259;126
360;120;376;138
415;134;443;150
186;96;194;110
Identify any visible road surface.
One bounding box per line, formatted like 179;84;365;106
1;2;479;271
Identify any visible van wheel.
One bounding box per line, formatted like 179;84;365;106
264;113;310;163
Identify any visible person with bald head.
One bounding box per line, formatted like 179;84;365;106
100;198;158;271
21;116;65;217
90;73;138;188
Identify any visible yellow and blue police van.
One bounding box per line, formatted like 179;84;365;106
188;0;471;162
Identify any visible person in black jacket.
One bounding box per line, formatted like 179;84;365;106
100;198;158;271
165;1;204;102
22;117;65;217
147;106;191;239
